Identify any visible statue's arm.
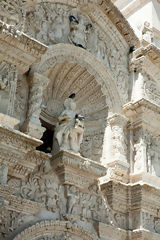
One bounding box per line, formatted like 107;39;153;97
58;115;71;122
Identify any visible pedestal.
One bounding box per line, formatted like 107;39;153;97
51;151;107;189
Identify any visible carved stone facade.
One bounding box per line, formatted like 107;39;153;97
0;0;160;240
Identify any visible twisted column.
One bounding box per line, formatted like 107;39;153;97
21;72;49;139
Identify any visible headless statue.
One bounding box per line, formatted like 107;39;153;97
55;94;84;153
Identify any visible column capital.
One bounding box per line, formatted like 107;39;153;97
107;114;128;127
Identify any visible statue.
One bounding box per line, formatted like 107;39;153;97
55;94;84;153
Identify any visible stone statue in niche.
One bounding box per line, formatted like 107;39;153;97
68;12;92;49
55;94;84;153
141;21;153;45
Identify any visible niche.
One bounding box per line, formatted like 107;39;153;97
36;121;54;154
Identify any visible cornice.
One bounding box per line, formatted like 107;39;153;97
0;185;42;215
51;151;106;188
123;98;160;135
0;21;48;73
98;0;139;47
132;44;160;69
0;125;51;178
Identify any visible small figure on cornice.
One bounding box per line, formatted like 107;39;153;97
55;94;84;154
141;21;153;46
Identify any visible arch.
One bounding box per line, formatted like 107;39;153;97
36;43;122;115
13;220;99;240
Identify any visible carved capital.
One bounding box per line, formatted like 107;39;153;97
107;114;128;127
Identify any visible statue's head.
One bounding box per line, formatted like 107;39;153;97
64;98;76;111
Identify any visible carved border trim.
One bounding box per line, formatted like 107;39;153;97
13;220;99;240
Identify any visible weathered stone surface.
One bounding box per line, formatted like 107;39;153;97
0;0;160;239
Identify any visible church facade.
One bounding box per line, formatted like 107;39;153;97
0;0;160;239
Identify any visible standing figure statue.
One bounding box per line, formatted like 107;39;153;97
55;94;84;153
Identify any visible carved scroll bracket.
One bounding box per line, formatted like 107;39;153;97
21;72;49;139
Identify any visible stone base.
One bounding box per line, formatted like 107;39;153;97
0;113;19;129
21;121;45;139
51;151;106;189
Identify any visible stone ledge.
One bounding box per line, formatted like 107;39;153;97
130;172;160;189
123;98;160;135
131;229;160;240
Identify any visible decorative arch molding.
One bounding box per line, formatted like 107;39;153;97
13;220;99;240
36;43;122;115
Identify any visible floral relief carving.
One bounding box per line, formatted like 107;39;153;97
0;209;25;239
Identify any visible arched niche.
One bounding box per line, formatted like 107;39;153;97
34;44;122;161
13;220;99;240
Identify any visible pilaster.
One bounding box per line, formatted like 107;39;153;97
101;114;129;183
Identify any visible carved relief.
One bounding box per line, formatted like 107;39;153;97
0;209;24;239
20;161;66;216
0;61;17;116
0;0;27;30
133;129;160;176
14;74;28;124
80;129;104;161
25;3;129;102
144;74;160;106
0;163;8;185
68;11;92;49
34;234;73;240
